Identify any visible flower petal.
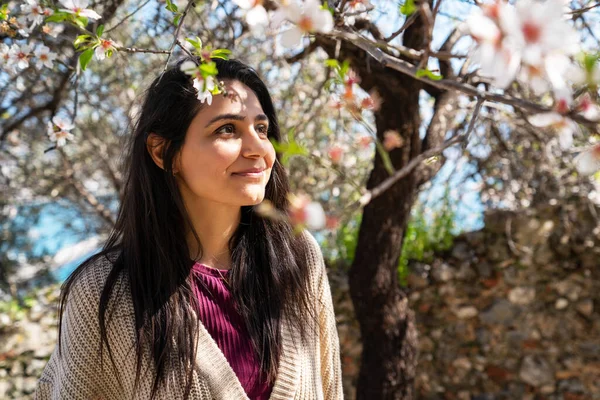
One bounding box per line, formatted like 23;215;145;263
280;27;304;48
574;145;600;176
528;112;563;128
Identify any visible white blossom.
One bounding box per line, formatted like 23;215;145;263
34;44;56;69
465;4;521;88
47;116;75;147
466;0;580;93
42;24;64;38
20;0;49;28
528;112;577;150
0;44;11;68
279;0;334;48
574;144;600;176
577;94;600;122
193;76;216;105
9;44;32;70
59;0;101;20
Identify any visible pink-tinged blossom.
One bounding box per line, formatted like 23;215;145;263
574;144;600;176
47;116;75;147
383;130;404;151
327;144;344;164
279;0;334;48
0;44;11;67
34;44;57;69
59;0;101;20
466;0;579;92
21;0;51;29
233;0;268;30
356;135;372;149
500;0;579;66
577;94;600;122
10;44;32;70
327;94;343;110
42;24;64;38
528;112;577;150
345;0;372;25
465;2;521;88
288;193;326;230
360;89;382;111
94;38;118;61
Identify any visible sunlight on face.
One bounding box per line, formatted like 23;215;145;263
174;80;276;208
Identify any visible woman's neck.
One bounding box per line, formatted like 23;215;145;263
184;199;241;271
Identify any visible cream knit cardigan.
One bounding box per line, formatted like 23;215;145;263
35;231;343;400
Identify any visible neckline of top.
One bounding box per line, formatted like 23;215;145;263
192;261;231;277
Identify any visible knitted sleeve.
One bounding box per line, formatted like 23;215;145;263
34;259;110;400
304;231;344;400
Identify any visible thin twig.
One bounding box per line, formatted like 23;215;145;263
117;46;171;54
356;97;484;209
385;12;418;42
105;0;151;34
162;0;195;73
570;2;600;17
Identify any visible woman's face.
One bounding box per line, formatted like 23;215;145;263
174;79;276;207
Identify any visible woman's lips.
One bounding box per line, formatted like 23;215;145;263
232;171;264;178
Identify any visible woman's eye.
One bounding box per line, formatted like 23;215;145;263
215;124;235;135
256;125;268;135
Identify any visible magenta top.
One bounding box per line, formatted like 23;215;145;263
189;262;273;400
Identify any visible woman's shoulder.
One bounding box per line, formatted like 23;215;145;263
297;229;327;288
64;250;130;316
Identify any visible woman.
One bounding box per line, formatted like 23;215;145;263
35;58;343;399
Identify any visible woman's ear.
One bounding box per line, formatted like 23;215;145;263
146;133;180;174
146;133;166;170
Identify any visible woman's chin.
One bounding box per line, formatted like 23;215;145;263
238;191;265;206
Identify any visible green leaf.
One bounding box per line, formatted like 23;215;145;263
185;37;202;50
96;24;104;37
73;15;89;29
339;60;350;79
320;4;335;16
166;0;178;13
374;140;395;176
210;48;232;60
400;0;416;16
73;34;91;48
199;61;218;76
173;14;181;26
45;13;68;23
79;47;94;71
0;4;9;21
583;52;599;73
324;59;339;68
416;68;443;81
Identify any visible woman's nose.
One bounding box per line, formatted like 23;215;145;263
241;126;269;158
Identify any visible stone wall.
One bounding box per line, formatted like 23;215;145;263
333;203;600;399
0;285;59;399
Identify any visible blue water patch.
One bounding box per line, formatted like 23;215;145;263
52;248;102;282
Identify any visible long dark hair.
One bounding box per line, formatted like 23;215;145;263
58;57;316;399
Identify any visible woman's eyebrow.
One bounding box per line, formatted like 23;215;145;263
205;113;269;128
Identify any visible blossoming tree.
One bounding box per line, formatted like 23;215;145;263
1;0;599;398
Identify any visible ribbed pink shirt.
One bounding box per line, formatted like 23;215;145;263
190;262;273;400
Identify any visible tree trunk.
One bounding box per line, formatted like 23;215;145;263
348;81;422;399
313;2;459;397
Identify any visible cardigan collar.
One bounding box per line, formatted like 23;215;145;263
193;308;301;399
